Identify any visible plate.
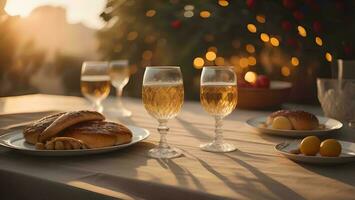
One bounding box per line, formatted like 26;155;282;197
246;116;342;137
275;140;355;165
0;126;150;156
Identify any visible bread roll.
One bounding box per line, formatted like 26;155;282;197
23;112;65;144
267;110;319;130
61;121;132;148
38;110;105;142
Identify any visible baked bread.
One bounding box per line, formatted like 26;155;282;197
60;121;132;148
23;112;65;144
36;137;88;150
267;110;319;130
38;110;105;143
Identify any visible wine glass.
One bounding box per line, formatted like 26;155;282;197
200;66;238;152
142;66;184;158
108;60;132;117
81;61;110;113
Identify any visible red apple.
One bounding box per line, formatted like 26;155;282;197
238;79;253;88
254;75;270;88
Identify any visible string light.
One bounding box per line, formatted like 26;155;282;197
200;11;211;18
281;66;291;77
270;37;280;46
260;33;269;42
215;57;225;65
218;0;229;7
244;71;257;83
193;57;204;69
315;36;323;46
248;56;257;66
247;24;257;33
325;52;332;62
206;51;217;61
256;15;266;23
297;25;307;37
145;10;156;17
246;44;255;53
291;57;299;66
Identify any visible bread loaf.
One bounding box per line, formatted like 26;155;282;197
267;110;319;130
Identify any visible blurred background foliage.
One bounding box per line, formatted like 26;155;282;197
0;0;354;104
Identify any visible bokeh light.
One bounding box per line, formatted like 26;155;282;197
239;57;249;68
291;57;299;66
193;57;204;69
142;50;153;60
325;52;332;62
206;51;217;61
127;31;138;41
246;44;255;53
215;57;225;66
145;10;156;17
244;71;257;83
247;24;257;33
200;11;211;18
260;33;269;42
208;46;217;52
315;36;323;46
270;37;279;46
184;11;194;18
218;0;229;7
297;25;307;37
281;66;291;77
248;56;257;66
256;15;266;23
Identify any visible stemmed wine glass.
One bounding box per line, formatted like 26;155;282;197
108;60;132;117
142;66;184;158
81;61;110;113
200;66;238;152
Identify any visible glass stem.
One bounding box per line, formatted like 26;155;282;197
158;120;169;149
116;87;123;108
214;116;224;145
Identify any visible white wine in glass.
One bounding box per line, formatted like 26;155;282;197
109;60;132;117
81;61;110;113
142;66;184;159
200;66;238;152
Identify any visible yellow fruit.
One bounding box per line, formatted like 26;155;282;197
300;136;320;156
320;139;342;157
272;116;292;130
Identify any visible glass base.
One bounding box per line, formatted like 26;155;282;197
148;146;182;159
200;141;237;153
106;107;132;117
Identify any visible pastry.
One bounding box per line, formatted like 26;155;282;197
61;121;132;148
267;110;319;130
23;112;65;144
38;110;105;143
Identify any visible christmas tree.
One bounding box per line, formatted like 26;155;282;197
98;0;354;102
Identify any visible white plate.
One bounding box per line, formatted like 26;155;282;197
0;126;150;156
275;140;355;165
246;116;343;137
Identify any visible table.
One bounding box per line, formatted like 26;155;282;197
0;94;354;200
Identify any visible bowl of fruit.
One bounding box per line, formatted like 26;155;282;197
238;73;292;109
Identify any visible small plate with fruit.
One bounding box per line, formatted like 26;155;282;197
238;73;292;109
246;110;343;137
275;136;355;165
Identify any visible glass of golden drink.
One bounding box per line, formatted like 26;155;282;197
142;66;184;158
108;60;132;117
81;61;110;113
200;66;238;152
